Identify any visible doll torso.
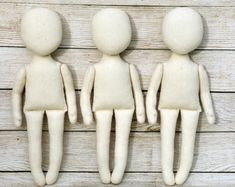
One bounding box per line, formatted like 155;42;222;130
92;59;134;111
24;60;67;111
159;60;201;111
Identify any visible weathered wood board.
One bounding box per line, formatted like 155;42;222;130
0;132;234;172
1;91;234;132
1;48;234;91
0;4;235;49
2;0;235;6
0;172;235;187
0;1;234;186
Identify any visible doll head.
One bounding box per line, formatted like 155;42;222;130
21;8;62;56
92;8;132;55
162;7;203;55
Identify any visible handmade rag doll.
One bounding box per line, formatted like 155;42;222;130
146;7;215;185
12;8;77;186
80;8;145;184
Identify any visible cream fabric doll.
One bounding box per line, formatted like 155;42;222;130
146;8;215;185
80;8;145;184
12;8;77;186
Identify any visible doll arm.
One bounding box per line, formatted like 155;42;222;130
146;64;163;125
130;64;145;124
61;64;77;124
80;66;95;125
199;65;215;124
12;67;26;127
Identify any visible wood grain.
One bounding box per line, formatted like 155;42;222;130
0;4;235;49
0;1;234;186
2;0;235;7
1;48;234;91
0;131;234;172
0;172;235;187
1;90;234;132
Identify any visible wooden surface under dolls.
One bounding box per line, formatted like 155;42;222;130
0;1;234;186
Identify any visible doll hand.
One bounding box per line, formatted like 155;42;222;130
14;113;22;127
147;109;157;125
83;114;94;126
68;105;77;124
69;111;77;125
207;114;215;125
136;107;145;124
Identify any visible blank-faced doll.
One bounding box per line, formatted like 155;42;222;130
12;8;77;186
146;8;215;185
80;8;145;184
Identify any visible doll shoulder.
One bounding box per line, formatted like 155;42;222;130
156;63;164;69
129;63;136;70
60;63;69;71
15;66;27;80
85;65;96;76
198;64;206;72
198;64;209;79
153;63;163;74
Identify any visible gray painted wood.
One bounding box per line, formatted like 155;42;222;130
0;172;235;187
1;48;234;91
2;0;235;6
0;131;234;172
0;4;235;49
0;1;234;186
1;90;234;132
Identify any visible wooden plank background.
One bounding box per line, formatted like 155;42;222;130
0;0;234;186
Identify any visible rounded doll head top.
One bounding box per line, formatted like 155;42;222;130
162;7;203;55
92;8;132;55
21;8;62;56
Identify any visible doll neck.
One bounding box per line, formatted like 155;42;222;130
101;54;122;63
169;52;191;63
32;54;54;63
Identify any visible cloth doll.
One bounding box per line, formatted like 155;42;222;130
146;7;215;185
80;8;145;184
12;8;77;186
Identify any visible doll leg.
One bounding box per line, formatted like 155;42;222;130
95;110;113;184
45;110;65;185
111;108;134;184
160;109;179;186
25;111;45;186
175;109;200;185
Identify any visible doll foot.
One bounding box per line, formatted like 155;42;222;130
111;169;124;184
46;170;59;185
32;171;46;186
175;170;188;185
99;169;111;184
162;172;175;186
